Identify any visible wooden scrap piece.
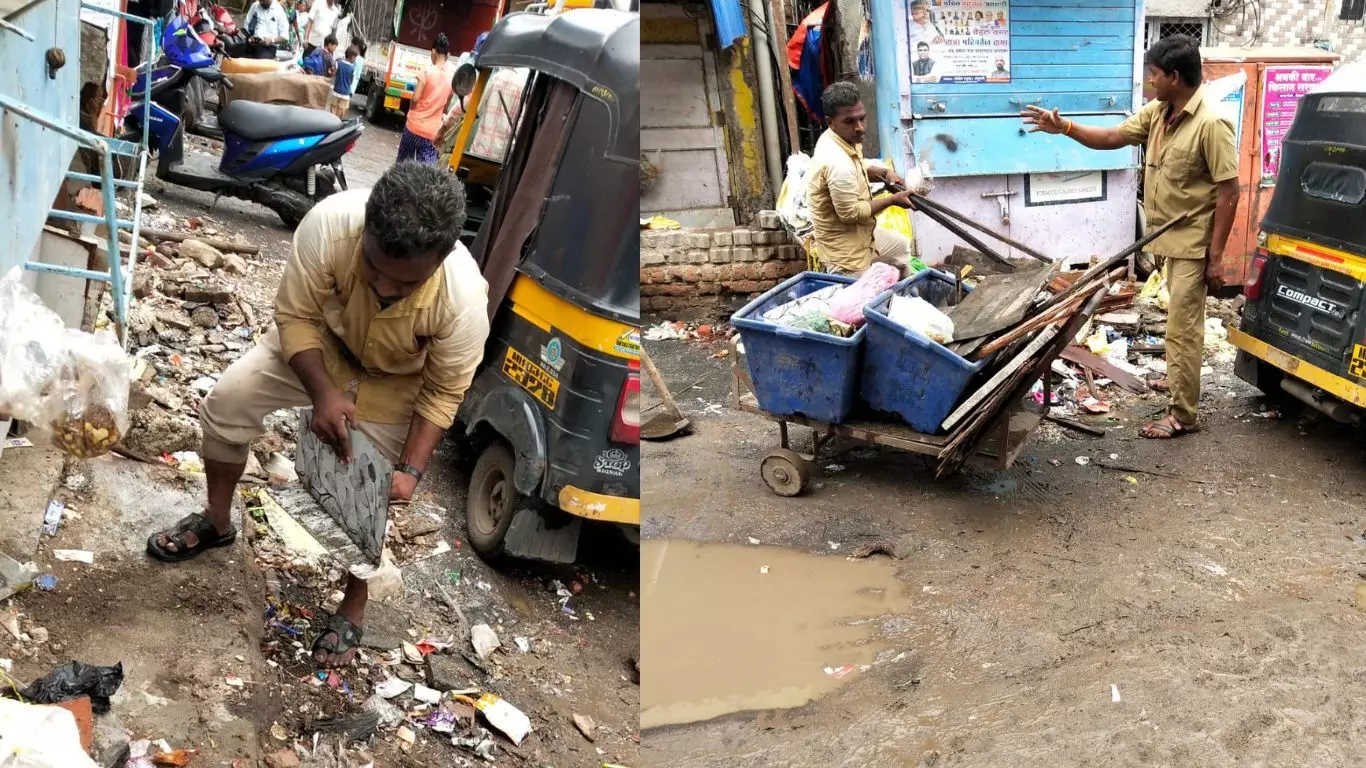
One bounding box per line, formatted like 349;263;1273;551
1059;346;1149;394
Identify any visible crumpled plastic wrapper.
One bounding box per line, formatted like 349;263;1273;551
0;268;132;457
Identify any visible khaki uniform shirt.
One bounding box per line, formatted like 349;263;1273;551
1118;85;1240;259
807;129;878;274
275;189;491;427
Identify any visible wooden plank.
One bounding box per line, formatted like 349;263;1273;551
911;78;1132;97
1012;48;1136;66
1010;36;1133;50
1045;414;1106;436
1012;6;1135;21
1060;345;1149;394
1009;64;1137;80
947;265;1055;340
1011;21;1132;36
943;324;1060;431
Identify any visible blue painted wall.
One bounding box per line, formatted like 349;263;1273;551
0;0;83;277
902;0;1142;177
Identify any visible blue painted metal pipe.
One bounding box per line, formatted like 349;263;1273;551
870;0;902;168
21;262;113;284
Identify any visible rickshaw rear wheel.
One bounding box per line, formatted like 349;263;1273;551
761;448;812;497
467;441;520;559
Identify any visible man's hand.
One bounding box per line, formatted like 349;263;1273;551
889;189;915;209
1205;249;1227;290
390;470;417;501
312;389;357;462
885;169;906;188
1022;105;1066;135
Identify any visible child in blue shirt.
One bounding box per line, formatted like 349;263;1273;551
327;45;358;117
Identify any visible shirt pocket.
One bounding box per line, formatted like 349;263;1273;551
1160;147;1205;185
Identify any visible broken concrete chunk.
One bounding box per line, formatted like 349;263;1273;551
179;239;224;269
190;306;219;328
572;712;597;742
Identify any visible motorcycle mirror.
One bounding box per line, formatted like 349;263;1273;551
452;63;477;98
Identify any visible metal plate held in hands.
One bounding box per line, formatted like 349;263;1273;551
295;408;391;562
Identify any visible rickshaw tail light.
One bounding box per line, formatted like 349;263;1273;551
611;373;640;444
1245;250;1269;301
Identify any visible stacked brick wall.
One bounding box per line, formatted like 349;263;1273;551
640;224;807;316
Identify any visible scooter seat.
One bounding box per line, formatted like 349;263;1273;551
219;100;342;141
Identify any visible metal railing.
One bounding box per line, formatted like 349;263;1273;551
0;3;160;341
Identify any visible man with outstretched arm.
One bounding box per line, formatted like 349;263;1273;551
145;162;490;667
1022;34;1239;439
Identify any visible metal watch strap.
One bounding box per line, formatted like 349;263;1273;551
395;462;424;482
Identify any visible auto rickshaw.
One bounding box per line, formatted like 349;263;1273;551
1230;62;1366;424
449;7;640;564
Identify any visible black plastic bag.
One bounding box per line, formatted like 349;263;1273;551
20;661;124;714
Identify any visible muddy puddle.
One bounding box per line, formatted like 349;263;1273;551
640;539;905;729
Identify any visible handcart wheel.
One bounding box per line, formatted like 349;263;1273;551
761;448;813;497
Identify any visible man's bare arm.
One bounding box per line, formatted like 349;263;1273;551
1208;178;1241;260
1021;106;1130;150
288;349;337;402
398;413;445;472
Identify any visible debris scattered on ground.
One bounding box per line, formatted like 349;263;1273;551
19;661;124;713
572;712;597;742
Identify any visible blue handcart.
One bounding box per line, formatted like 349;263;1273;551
728;283;1105;495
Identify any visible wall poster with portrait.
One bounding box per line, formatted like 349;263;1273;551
908;0;1011;85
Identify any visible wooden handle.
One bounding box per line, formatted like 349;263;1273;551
640;349;683;419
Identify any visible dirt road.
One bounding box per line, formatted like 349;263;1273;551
641;333;1366;768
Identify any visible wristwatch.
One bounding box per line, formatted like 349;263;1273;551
395;462;424;482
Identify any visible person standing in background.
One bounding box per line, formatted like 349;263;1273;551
396;33;454;165
328;46;359;118
303;0;341;56
291;0;311;51
1022;35;1239;439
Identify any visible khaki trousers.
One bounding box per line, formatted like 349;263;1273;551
827;229;914;277
200;327;409;465
1164;257;1207;425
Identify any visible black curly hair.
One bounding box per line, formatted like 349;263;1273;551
364;162;467;260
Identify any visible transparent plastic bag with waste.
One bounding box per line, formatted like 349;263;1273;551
887;294;955;344
0;268;132;458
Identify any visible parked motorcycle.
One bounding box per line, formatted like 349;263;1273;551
124;16;362;227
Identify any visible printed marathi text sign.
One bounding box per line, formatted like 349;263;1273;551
1260;66;1332;183
909;0;1011;85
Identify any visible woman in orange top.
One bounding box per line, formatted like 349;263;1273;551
395;33;455;165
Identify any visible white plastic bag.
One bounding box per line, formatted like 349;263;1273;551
887;294;955;344
0;268;132;458
0;698;99;768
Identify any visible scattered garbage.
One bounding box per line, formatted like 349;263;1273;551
823;664;857;679
1075;456;1091;466
888;294;955;344
52;550;94;564
474;693;532;745
0;697;101;767
470;624;501;660
34;575;57;591
19;661;124;714
1110;684;1121;703
374;676;412;700
41;501;64;536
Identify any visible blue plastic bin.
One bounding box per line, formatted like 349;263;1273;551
860;269;986;433
731;271;866;424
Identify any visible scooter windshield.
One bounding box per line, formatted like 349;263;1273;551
163;14;216;70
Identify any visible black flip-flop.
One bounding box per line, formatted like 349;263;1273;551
312;613;364;668
146;513;238;563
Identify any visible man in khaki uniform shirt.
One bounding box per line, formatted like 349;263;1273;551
146;162;491;666
807;82;916;276
1024;34;1239;439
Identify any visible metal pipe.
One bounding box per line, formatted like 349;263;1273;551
749;0;784;198
99;153;126;328
65;171;139;188
1280;378;1362;426
79;2;154;24
0;93;110;152
0;18;35;41
123;150;150;320
21;262;113;283
45;210;136;229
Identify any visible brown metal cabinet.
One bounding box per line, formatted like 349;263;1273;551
1200;47;1340;286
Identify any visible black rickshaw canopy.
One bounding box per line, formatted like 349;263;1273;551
1261;62;1366;258
470;8;640;325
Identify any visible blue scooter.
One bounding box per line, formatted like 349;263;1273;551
124;16;363;227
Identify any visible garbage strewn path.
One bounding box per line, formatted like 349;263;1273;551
640;328;1366;768
0;116;639;767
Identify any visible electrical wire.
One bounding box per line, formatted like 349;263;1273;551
1209;0;1263;47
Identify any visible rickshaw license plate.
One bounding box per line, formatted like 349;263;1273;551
1265;346;1299;373
503;348;559;408
384;95;400;110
